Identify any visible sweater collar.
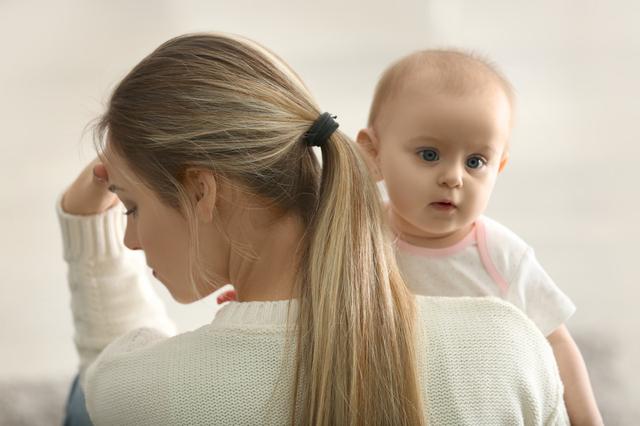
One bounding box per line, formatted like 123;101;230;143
212;299;299;327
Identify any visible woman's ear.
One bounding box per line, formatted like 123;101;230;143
186;169;217;223
356;128;383;182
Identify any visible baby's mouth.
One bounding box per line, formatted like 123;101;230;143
430;201;457;210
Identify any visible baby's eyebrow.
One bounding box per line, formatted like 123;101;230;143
407;135;441;144
470;144;498;154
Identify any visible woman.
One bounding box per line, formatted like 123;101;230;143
59;33;568;425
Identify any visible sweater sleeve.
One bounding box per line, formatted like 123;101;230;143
56;195;177;379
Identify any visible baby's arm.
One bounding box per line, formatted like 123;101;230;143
547;325;603;425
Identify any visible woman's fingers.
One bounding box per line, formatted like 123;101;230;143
92;163;109;183
216;289;238;304
62;159;120;216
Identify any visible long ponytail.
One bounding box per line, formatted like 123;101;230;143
295;131;424;425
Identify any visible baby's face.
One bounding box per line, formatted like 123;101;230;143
373;79;511;246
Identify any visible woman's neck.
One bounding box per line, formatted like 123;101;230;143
229;213;304;302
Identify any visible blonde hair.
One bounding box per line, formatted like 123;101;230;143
368;49;515;127
94;33;424;425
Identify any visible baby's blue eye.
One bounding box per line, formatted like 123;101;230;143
466;156;486;169
419;149;439;162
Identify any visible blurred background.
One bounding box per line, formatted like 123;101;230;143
1;0;637;424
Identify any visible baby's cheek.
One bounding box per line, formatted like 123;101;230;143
388;188;415;215
469;187;492;215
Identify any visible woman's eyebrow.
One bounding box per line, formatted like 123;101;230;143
108;184;126;193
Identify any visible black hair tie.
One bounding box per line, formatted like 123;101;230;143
304;112;339;147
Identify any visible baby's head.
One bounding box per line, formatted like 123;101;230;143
357;50;514;246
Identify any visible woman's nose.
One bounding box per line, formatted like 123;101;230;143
123;220;142;251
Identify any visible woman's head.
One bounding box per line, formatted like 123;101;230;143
96;33;425;424
96;33;323;297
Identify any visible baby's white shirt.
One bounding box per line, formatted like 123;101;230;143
395;216;576;336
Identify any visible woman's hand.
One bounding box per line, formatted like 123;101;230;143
62;159;120;215
216;289;238;304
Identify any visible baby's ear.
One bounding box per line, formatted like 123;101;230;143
356;128;383;182
498;152;509;173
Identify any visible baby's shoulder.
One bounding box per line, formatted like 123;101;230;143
478;216;532;269
479;216;529;249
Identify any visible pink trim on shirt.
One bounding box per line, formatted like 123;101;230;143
475;218;509;295
395;224;476;258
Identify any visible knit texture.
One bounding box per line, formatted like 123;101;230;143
58;197;569;425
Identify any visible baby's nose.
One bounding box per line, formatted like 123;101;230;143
437;169;463;188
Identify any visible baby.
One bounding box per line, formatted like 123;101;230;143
356;50;602;425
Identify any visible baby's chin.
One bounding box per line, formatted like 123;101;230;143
405;220;473;245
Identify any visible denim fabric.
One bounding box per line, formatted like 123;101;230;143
63;375;93;426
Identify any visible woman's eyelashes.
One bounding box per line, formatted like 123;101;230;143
122;205;138;217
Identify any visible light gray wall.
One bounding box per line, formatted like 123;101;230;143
1;1;637;423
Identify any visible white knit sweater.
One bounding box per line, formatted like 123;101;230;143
57;199;569;425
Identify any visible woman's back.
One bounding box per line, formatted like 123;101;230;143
69;230;567;425
82;299;567;425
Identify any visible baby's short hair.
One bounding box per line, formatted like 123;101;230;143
368;49;515;127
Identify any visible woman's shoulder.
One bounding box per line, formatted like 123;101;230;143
414;296;568;424
414;295;559;381
416;294;530;321
83;319;296;424
415;295;545;344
